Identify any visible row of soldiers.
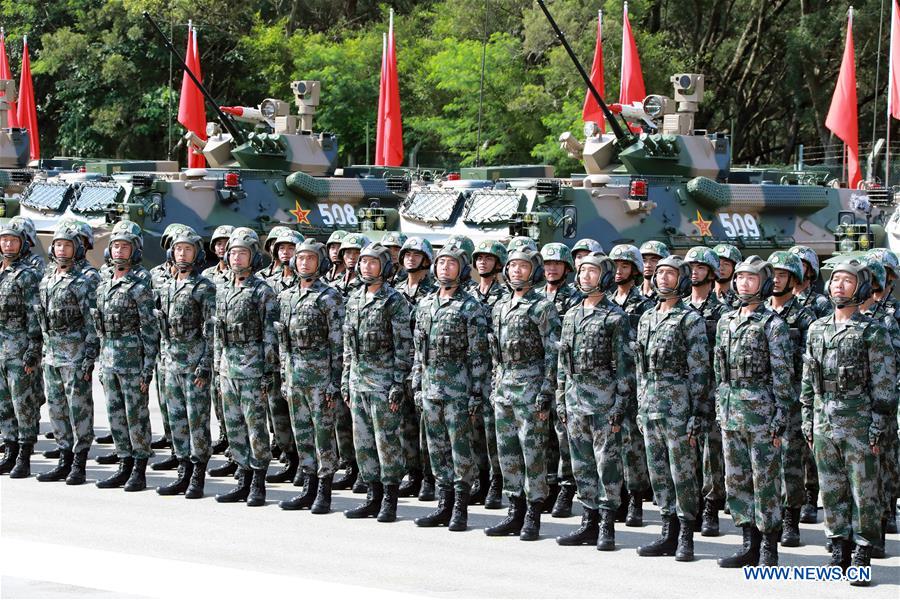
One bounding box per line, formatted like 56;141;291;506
0;217;896;584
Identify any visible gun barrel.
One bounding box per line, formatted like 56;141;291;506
220;106;266;123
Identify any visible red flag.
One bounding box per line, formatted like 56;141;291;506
0;29;18;128
889;0;900;121
375;33;387;165
16;35;38;160
619;2;646;106
377;10;403;167
825;10;860;189
178;25;207;168
582;11;605;131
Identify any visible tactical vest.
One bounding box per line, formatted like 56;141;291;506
637;309;690;376
97;280;141;337
806;321;870;396
284;289;330;351
43;276;85;332
419;298;468;364
717;312;774;385
0;267;28;329
347;292;395;355
495;300;544;366
561;307;614;374
219;282;264;345
161;280;204;341
779;304;806;381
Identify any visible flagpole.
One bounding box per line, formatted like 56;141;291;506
620;2;627;104
888;0;896;186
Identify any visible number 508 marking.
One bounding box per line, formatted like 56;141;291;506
318;203;359;227
718;213;760;238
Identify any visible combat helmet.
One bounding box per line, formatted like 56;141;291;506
291;240;331;281
826;256;873;308
576;251;616;295
169;229;205;273
381;232;408;249
788;245;820;281
866;248;899;281
608;244;644;284
506;236;538;253
433;241;472;288
50;222;85;266
226;227;262;275
264;226;295;255
767;250;804;296
9;216;38;251
504;247;545;292
572;238;605;257
541;243;575;283
398;237;434;273
686;246;720;286
639;240;671;259
107;219;143;266
444;234;475;261
357;242;394;284
731;255;775;304
326;229;349;249
473;239;508;275
0;219;30;259
651;255;691;299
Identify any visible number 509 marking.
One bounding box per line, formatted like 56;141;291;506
718;213;760;238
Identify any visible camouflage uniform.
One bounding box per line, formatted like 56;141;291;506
341;276;413;486
797;287;833;319
276;277;345;478
202;261;231;440
157;268;216;465
149;261;175;443
95;269;159;460
11;217;48;417
264;266;301;457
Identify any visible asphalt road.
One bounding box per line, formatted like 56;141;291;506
1;376;898;598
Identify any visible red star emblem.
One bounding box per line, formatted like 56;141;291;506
290;201;311;225
692;210;713;237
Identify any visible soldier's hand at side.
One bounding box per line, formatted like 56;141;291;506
772;434;781;448
24;366;33;375
872;444;881;456
140;380;149;394
194;377;207;388
343;392;350;406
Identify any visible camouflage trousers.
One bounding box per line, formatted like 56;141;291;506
621;410;651;493
220;376;272;471
803;440;819;495
154;364;171;440
44;364;94;453
335;399;356;466
696;423;726;504
350;391;404;485
723;429;783;533
814;426;881;546
284;383;338;478
101;370;152;460
471;395;500;479
549;402;575;488
877;422;899;521
210;370;226;440
163;371;212;464
567;412;624;511
494;403;549;503
33;360;46;408
400;384;430;475
780;408;806;509
266;371;294;452
0;361;37;444
642;418;700;521
422;396;475;492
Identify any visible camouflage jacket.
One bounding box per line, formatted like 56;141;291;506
714;304;794;434
870;294;900;329
634;300;711;424
213;273;278;380
469;277;507;314
796;287;832;319
767;296;816;389
716;286;741;310
342;283;412;395
76;259;102;287
94;270;159;377
800;312;897;438
862;304;900;362
396;272;438;308
276;280;345;393
557;298;633;418
489;288;561;401
330;270;365;298
608;285;655;331
537;281;583;317
149;262;174;291
24;252;46;277
322;265;346;285
265;269;300;296
156;272;216;376
38;265;99;370
412;287;490;401
390;267;408;286
201;263;231;288
100;262;152;285
0;259;42;366
689;291;729;363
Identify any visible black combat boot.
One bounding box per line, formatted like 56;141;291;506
542;483;560;514
246;469;267;506
484;495;526;536
887;499;898;534
377;484;400;522
279;474;319;510
637;515;681;556
95;451;119;465
468;470;490;505
293;469;306;487
758;530;779;566
0;441;18;475
597;509;616;551
124;458;148;491
557;508;599;546
828;538;853;572
675;518;695;561
871;520;887;559
849;545;872;587
96;433;114;444
211;432;228;455
208;459;238;477
615;488;630;522
416;486;455;527
352;473;367;494
157;459;193;496
332;460;358;490
551;484;576;518
448;488;470;532
625;492;644;527
37;450;73;482
484;474;504;509
418;473;436;501
799;488;818;524
9;443;33;478
151;452;179;471
398;469;424;498
150;436;171;450
718;525;762;568
266;449;298;484
520;500;543;541
781;507;801;547
345;481;384;519
43;448;61;459
311;475;333;514
215;468;251;503
66;450;89;485
701;500;720;537
96;457;134;489
185;462;206;499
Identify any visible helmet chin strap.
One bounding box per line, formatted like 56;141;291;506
772;286;792;297
546;276;564;286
